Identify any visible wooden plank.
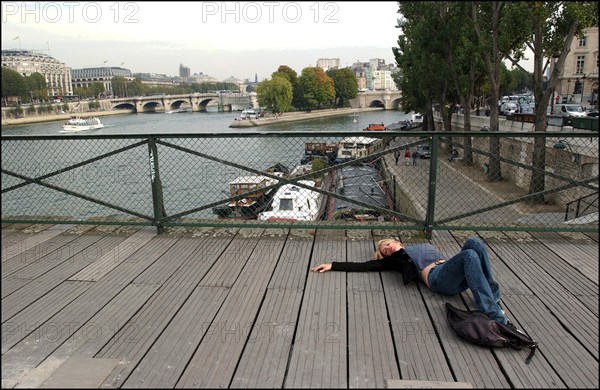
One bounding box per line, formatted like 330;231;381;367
1;223;34;239
232;229;313;388
510;231;598;315
1;224;50;243
1;281;92;353
1;229;124;303
0;231;178;383
266;229;314;290
2;224;74;263
10;283;158;389
285;229;347;388
346;231;401;388
484;231;598;354
507;294;598;388
529;231;598;284
69;226;155;282
176;229;288;388
231;289;304;388
97;230;232;388
1;225;96;278
39;358;120;389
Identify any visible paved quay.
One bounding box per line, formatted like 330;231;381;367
382;136;541;227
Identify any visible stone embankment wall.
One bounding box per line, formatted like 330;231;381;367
434;113;598;208
1;99;127;126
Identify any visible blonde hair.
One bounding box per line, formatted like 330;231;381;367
373;238;397;260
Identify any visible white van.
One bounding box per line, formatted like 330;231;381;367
555;104;586;118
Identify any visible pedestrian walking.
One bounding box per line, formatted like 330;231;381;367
404;148;411;165
412;148;418;165
394;150;400;165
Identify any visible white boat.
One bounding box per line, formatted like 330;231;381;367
258;180;324;221
240;109;259;119
411;112;423;124
60;116;104;132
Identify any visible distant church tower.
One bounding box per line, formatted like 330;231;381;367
255;73;258;83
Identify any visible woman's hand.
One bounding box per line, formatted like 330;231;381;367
310;263;332;273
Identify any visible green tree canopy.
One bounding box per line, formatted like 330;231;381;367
1;67;26;101
297;67;335;110
257;74;293;113
326;68;358;107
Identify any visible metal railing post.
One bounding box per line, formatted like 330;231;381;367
425;134;439;238
148;137;166;234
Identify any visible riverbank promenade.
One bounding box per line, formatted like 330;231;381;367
2;221;597;388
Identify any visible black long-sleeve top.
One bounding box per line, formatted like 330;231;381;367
331;248;420;285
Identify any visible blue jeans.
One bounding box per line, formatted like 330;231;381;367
427;237;507;324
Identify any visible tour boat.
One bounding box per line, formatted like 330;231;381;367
60;116;104;132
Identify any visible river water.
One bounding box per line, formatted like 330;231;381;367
1;108;412;136
2;109;414;222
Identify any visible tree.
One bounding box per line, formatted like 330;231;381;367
25;72;47;101
394;2;453;131
275;65;302;109
127;79;146;97
326;68;358;107
256;74;293;113
111;76;128;97
471;1;531;182
297;67;335;110
502;1;598;203
1;67;26;104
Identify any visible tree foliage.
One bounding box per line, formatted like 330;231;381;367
326;68;358;107
1;67;26;101
297;67;335;110
257;74;293;113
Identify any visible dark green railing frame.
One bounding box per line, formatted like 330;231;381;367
2;131;598;237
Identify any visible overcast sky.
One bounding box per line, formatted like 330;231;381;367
2;1;533;82
2;1;404;81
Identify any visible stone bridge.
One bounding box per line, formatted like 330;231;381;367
109;92;256;113
350;90;403;110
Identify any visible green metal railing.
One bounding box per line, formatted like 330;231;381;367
2;131;598;237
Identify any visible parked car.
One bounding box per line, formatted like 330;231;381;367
500;102;519;116
585;109;599;118
415;144;431;159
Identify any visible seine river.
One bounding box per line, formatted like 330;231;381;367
2;108;414;222
1;108;412;135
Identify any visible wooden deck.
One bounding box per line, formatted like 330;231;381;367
1;223;598;388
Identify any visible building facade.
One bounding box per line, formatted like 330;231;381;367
316;58;340;71
1;49;72;97
71;67;134;96
179;64;190;78
550;26;599;108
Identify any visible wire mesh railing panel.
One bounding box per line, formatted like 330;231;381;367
2;137;154;224
2;131;598;233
